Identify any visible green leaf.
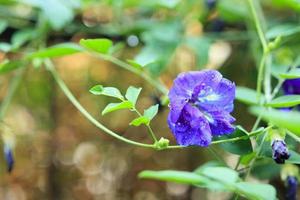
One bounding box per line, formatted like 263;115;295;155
195;164;239;190
134;46;159;67
125;86;142;106
266;95;300;108
139;165;277;200
130;104;159;126
236;86;262;105
266;24;300;39
0;42;12;52
240;152;256;166
0;60;22;74
216;126;253;155
79;38;113;54
279;68;300;79
130;116;149;126
250;107;300;135
286;150;300;164
144;104;159;120
27;43;82;59
252;160;281;180
11;29;36;49
89;85;124;100
102;101;133;115
235;182;276;200
138;170;204;185
217;0;249;22
197;166;239;185
0;20;7;35
27;0;75;30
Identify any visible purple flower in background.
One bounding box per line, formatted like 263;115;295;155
286;176;298;200
280;72;300;111
271;140;290;164
282;78;300;95
168;70;235;147
206;0;217;10
4;144;14;173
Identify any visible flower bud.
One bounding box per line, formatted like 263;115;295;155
156;137;170;150
4;144;14;173
271;140;290;164
286;176;298;200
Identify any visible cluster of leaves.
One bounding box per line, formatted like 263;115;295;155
139;162;276;200
90;85;158;127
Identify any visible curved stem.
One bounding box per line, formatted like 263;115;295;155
256;50;267;102
133;108;158;142
166;129;266;149
45;59;156;149
247;0;269;102
0;67;25;119
247;0;268;51
147;126;158;143
286;131;300;143
92;53;169;96
245;132;267;180
45;59;269;150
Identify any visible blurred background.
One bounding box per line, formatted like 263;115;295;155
0;0;300;199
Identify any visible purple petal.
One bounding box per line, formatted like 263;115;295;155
205;109;236;136
168;70;223;122
195;78;235;112
168;104;212;147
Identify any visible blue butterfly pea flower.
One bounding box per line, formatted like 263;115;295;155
280;75;300;111
283;78;300;95
167;70;235;147
271;140;290;164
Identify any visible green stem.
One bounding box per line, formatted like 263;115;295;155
286;131;300;143
251;115;262;132
147;126;158;143
256;53;267;101
45;59;156;149
167;129;266;149
264;55;272;103
133;108;158;142
271;79;284;99
247;0;268;51
245;132;268;180
0;67;25;119
92;53;169;96
247;0;269;102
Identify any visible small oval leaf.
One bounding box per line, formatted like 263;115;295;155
279;68;300;79
250;107;300;135
236;86;263;105
90;85;124;100
102;101;133;115
125;86;142;106
130;116;149;126
80;38;112;54
27;43;82;59
267;95;300;108
138;170;204;185
144;104;159;120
